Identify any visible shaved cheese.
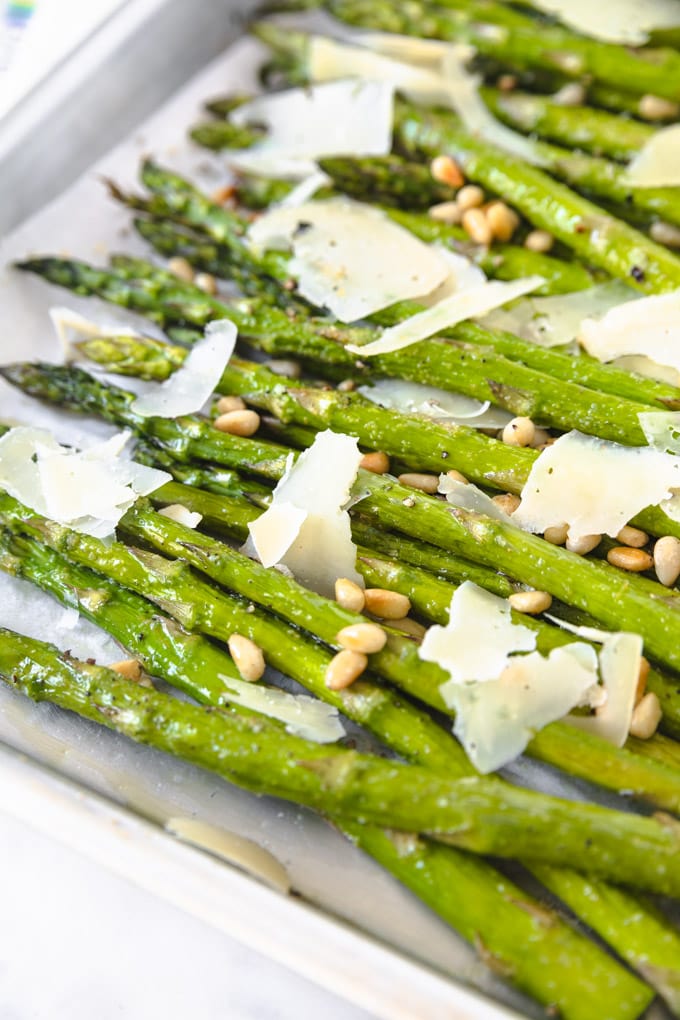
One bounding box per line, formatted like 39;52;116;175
544;614;611;644
439;476;513;521
419;581;536;684
0;427;169;538
481;281;635;349
567;633;642;747
49;305;143;362
612;355;680;388
514;430;680;541
522;0;680;44
166;817;291;893
419;247;487;306
228;79;394;178
131;319;237;418
625;124;680;188
354;31;465;69
346;276;544;356
245;430;362;597
358;378;512;429
218;674;345;744
446;644;599;773
157;504;202;529
248;198;450;322
579;291;680;375
639;410;680;454
276;170;331;208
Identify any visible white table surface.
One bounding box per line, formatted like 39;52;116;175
0;809;375;1020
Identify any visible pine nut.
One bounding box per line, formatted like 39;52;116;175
524;229;554;253
109;658;143;682
502;416;535;447
607;546;654;572
462;207;492;245
552;82;586;106
364;588;411;620
265;358;301;378
397;472;439;494
530;427;552;448
653;535;680;586
629;692;662;740
638;94;679;121
325;649;367;690
616;525;648;549
544;523;569;545
485;201;520;242
428;200;463;224
457;184;485;211
168;256;194;283
336;622;387;654
566;533;602;555
337;379;356;392
391;617;427;640
228;634;265;681
492;493;520;514
446;469;468;484
497;73;518;92
195;272;217;295
650;220;680;249
360;451;390;474
212;184;236;204
508;590;552;615
335;577;365;613
429;154;464;188
214;409;260;436
636;656;650;705
216;395;246;414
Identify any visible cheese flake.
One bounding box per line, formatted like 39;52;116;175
579;291;680;375
248;198;451;322
358;378;512;429
513;430;680;541
219;674;345;744
49;305;144;362
567;633;642;747
520;0;680;44
245;430;362;597
157;504;203;529
438;475;514;521
625;124;680;188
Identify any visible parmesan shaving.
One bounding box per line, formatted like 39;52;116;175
520;0;680;44
358;379;513;429
0;427;170;538
567;633;642;747
354;31;465;69
228;79;394;178
248;198;451;322
579;291;680;375
157;504;203;529
131;319;237;418
345;276;545;356
625;124;680;188
245;430;362;597
514;430;680;541
419;581;536;684
612;355;680;388
439;475;513;521
219;674;345;744
639;410;680;455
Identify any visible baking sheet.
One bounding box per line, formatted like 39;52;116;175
0;9;672;1019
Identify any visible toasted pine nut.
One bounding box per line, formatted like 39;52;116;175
364;588;411;620
650;220;680;249
325;649;367;690
428;200;463;224
616;525;648;549
391;617;427;640
502;416;535;447
524;229;554;253
485;201;520;242
168;256;194;283
653;535;680;586
607;546;654;572
336;622;387;654
636;656;650;705
497;73;518;92
214;409;260;436
508;590;552;615
457;184;485;210
335;577;365;613
195;272;217;295
360;451;390;474
552;82;586;106
566;533;602;555
530;427;552;448
265;358;301;379
212;184;235;204
337;378;356;392
638;94;679;121
397;472;439;494
544;523;568;545
629;691;662;739
429;154;464;188
228;634;265;681
110;658;143;682
462;207;492;245
492;493;520;514
216;395;246;414
446;469;468;484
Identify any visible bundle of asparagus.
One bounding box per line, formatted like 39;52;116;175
5;5;680;1017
